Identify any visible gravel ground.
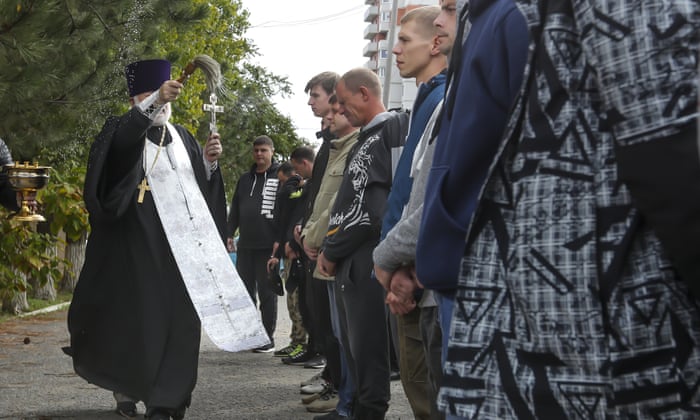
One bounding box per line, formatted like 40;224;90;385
0;299;413;419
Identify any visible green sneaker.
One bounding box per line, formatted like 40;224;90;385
287;343;306;357
274;343;298;357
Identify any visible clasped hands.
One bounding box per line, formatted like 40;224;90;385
374;264;420;315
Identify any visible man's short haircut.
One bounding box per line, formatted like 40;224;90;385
253;135;274;148
290;146;316;163
304;71;340;95
401;6;441;38
328;94;338;105
340;68;382;98
277;161;295;177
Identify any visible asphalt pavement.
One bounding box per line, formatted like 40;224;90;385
0;299;413;419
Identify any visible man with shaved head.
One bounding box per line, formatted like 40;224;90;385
317;68;408;419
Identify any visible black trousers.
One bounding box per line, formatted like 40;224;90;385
335;247;390;418
237;248;277;342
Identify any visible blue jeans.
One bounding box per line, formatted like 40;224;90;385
434;291;455;365
328;282;354;417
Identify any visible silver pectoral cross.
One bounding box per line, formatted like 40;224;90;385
202;93;224;134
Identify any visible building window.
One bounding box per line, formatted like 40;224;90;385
381;11;391;22
379;49;389;59
378;67;385;78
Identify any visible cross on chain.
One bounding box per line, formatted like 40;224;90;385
202;93;224;133
137;178;150;203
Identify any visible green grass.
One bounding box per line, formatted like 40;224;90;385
0;291;72;323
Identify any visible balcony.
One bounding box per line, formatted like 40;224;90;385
378;21;391;34
364;60;378;71
365;0;375;4
364;23;378;40
364;6;379;22
363;41;379;57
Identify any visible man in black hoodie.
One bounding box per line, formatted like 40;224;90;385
227;135;280;352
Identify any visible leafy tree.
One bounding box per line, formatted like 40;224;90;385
1;1;304;170
0;210;64;313
149;0;308;197
0;1;307;308
3;1;132;161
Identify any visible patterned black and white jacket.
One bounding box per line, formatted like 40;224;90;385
440;0;700;418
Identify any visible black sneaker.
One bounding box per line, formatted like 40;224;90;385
282;349;316;366
115;401;137;418
274;343;303;357
304;354;327;369
253;342;275;353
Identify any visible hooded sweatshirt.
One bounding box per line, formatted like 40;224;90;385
227;161;280;250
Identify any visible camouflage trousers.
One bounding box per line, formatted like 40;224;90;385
282;258;307;345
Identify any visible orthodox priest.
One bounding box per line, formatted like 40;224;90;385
67;59;227;420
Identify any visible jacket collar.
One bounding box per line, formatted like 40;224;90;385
468;0;490;21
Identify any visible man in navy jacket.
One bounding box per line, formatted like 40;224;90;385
415;0;528;360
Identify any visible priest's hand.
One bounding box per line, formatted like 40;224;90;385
158;80;183;104
204;133;222;163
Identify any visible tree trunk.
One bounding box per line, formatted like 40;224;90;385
2;292;28;314
62;232;87;293
30;242;57;302
2;272;29;314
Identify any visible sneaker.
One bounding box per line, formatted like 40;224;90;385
303;354;327;369
282;349;316;366
306;388;339;413
301;372;324;387
115;401;137;418
287;344;307;358
301;392;321;405
301;379;330;395
314;410;348;420
253;342;275;353
300;373;326;391
274;343;303;357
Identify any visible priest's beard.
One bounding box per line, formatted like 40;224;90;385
133;97;172;126
152;103;172;126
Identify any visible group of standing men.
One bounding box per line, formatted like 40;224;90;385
259;0;700;418
64;0;700;418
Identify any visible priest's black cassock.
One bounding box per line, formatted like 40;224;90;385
67;107;227;410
